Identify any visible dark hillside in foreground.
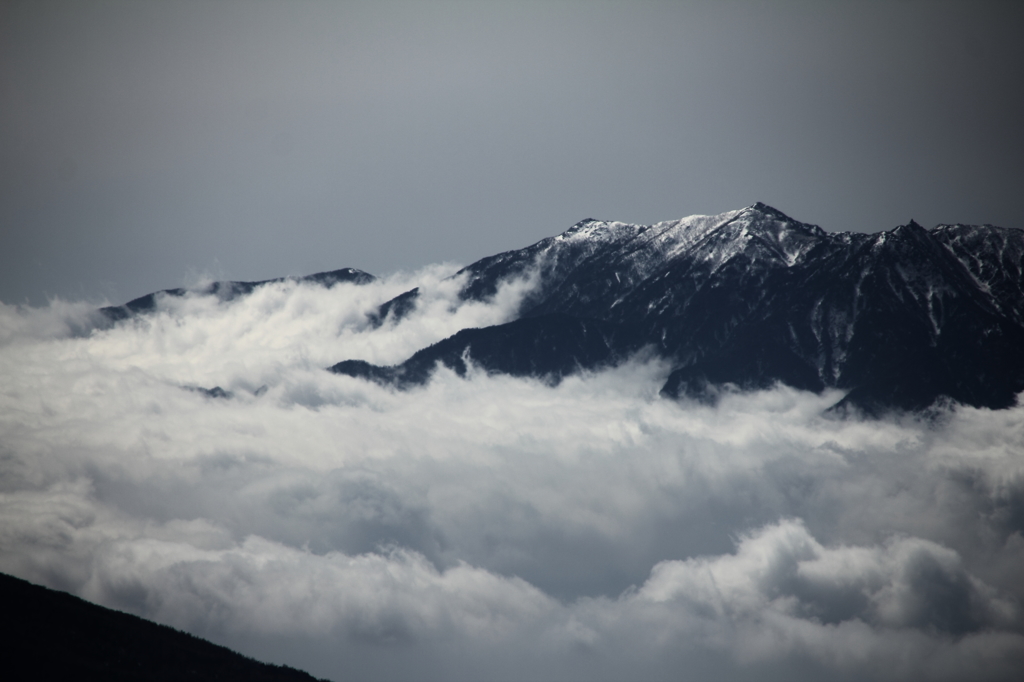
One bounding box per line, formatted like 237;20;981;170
0;572;328;682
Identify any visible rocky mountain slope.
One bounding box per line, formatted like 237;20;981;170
332;203;1024;413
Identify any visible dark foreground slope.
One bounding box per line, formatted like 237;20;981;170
332;204;1024;413
0;572;326;682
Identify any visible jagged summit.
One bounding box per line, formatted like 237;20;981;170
748;201;796;219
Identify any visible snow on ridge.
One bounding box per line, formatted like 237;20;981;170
656;209;746;260
552;205;825;264
554;219;642;245
543;209;746;285
544;206;1022;296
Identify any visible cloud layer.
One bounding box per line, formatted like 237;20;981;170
2;271;1023;681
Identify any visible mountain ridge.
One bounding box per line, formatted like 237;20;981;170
100;267;375;322
99;204;1024;414
334;204;1024;413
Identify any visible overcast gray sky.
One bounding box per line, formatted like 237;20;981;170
2;0;1023;306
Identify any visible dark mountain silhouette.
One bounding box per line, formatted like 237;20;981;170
100;267;375;322
0;571;327;681
331;204;1024;414
98;204;1024;414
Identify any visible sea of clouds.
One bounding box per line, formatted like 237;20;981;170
2;267;1023;681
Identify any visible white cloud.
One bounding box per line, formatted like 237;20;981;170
1;273;1023;680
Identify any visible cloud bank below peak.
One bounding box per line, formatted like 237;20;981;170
1;266;1023;681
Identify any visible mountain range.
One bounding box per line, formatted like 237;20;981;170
104;204;1024;414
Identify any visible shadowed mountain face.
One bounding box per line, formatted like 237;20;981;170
0;572;326;682
330;204;1024;413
